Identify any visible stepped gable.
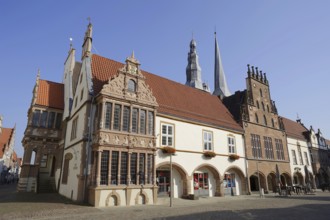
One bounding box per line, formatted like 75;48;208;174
282;117;309;141
0;128;14;158
36;80;64;110
91;54;243;132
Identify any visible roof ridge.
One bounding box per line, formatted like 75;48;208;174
39;79;63;85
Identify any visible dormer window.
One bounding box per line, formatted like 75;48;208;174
128;79;136;92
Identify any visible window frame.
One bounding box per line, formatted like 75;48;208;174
228;135;236;154
161;123;174;147
203;130;213;151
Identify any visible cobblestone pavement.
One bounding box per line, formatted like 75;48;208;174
1;183;330;220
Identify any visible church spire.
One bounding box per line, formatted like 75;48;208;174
213;32;231;98
186;37;207;91
81;18;93;60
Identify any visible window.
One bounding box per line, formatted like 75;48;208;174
271;118;275;128
140;110;146;134
292;150;297;165
139;153;145;184
55;113;62;129
267;105;270;112
256;101;260;109
161;124;174;146
74;97;78;108
113;104;121;130
120;152;128;184
80;73;83;84
47;112;56;128
104;102;112;129
70;117;78;140
304;152;310;165
40;111;48;128
255;113;259;123
263;115;267;126
262;102;265;111
111;151;119;185
148;111;154;135
264;136;274;159
275;138;285;160
100;151;109;185
203;131;213;151
260;88;263;97
251;134;262;158
132;108;138;133
32;110;41;126
122;106;130;132
128;79;136;92
298;146;303;165
147;154;153;184
130;153;137;184
228;136;236;154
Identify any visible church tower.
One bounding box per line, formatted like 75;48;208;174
185;38;209;92
213;32;231;98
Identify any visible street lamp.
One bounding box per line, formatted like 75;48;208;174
170;152;174;207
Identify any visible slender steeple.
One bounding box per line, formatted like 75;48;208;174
81;18;93;60
186;38;206;91
213;32;231;98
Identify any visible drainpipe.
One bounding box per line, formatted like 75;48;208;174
83;94;95;202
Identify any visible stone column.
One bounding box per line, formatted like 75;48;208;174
186;175;193;195
108;150;112;185
127;152;131;185
96;150;102;186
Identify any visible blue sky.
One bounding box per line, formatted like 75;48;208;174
1;0;329;157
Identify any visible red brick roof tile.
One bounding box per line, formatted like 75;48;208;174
91;54;243;132
36;80;64;109
0;128;14;158
282;117;308;141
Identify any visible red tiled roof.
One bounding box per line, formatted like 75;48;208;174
91;54;243;132
0;128;14;158
282;117;308;140
36;80;64;109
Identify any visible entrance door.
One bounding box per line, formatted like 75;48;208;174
157;170;170;197
224;173;236;196
194;173;209;197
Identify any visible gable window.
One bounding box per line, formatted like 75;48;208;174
263;115;267;126
255;113;259;123
228;136;236;154
70;117;78;140
161;123;174;146
128;79;136;92
203;131;213;151
113;104;122;130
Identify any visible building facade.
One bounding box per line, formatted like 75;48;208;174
224;65;291;194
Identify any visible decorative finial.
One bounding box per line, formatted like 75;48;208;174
251;66;255;77
37;68;40;80
69;37;73;49
247;64;251;77
192;31;194;40
131;50;135;59
255;67;259;78
260;70;263;80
